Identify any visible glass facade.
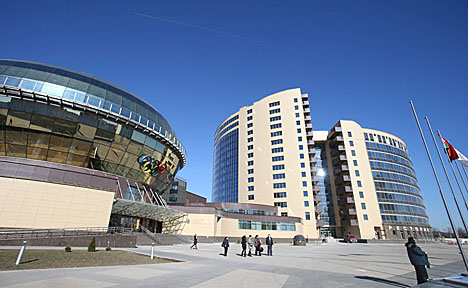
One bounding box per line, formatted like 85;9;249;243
212;128;238;202
365;137;430;228
0;60;185;194
238;220;296;231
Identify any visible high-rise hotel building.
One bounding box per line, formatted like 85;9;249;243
212;89;432;240
213;89;320;238
318;120;431;240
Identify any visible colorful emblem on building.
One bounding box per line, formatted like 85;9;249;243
137;154;168;175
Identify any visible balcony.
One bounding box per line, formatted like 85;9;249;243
335;175;351;186
339;208;357;217
314;195;322;203
301;93;308;99
315;206;323;214
309;157;318;163
336;185;353;196
302;100;309;106
307;140;314;145
303;108;311;113
333;164;349;176
338;197;355;206
306;131;313;137
316;219;325;227
305;124;313;130
341;219;358;226
304;116;311;121
334;126;342;133
308;148;316;154
332;154;347;166
311;176;320;182
312;186;321;192
310;166;318;173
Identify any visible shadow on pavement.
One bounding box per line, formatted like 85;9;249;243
355;276;411;287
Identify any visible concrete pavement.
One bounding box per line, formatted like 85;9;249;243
0;242;465;287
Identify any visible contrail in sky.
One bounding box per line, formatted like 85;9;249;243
133;12;306;54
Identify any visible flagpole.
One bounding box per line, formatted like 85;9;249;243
455;161;468;200
426;118;468;234
409;101;468;271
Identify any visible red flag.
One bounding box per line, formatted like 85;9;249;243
441;137;459;161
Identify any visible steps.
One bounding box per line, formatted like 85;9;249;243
136;228;191;246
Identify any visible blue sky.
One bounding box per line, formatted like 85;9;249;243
2;0;468;230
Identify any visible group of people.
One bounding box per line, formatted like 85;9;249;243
222;234;273;257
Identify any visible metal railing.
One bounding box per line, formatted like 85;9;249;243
0;227;134;240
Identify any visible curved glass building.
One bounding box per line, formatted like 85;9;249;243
0;60;186;230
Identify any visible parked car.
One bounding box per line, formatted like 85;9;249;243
344;233;357;243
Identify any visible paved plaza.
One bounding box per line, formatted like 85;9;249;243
0;242;465;288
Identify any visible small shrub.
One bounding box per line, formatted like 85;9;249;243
237;239;240;244
65;246;72;252
105;246;112;251
88;237;96;252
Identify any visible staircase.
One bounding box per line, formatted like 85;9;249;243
138;227;191;246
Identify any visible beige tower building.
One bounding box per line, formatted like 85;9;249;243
316;120;431;240
213;89;320;238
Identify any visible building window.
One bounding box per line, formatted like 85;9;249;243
274;202;287;207
248;195;254;200
351;150;356;156
248;153;253;158
378;135;382;143
248;145;253;150
363;214;368;220
272;147;284;153
296;120;300;125
364;133;369;140
300;153;304;159
353;160;358;166
247;109;252;114
298;136;302;141
303;191;308;197
281;212;288;216
300;163;305;168
295;113;300;117
357;180;362;187
299;145;303;150
297;128;301;133
274;192;287;198
359;191;364;198
273;183;286;189
248;177;254;183
269;108;281;114
305;212;310;220
355;170;360;176
247;123;253;128
273;164;285;170
349;141;354;147
270;116;281;122
247;130;253;135
248;169;254;174
294;98;298;103
348;132;352;137
369;134;374;141
304;201;309;207
270;123;282;129
271;139;283;145
361;203;366;210
248;186;254;191
271;131;282;137
248;161;254;166
302;181;307;187
301;172;306;177
248;137;253;142
247;116;253;121
273;173;285;179
269;101;280;107
272;156;285;162
294;105;299;110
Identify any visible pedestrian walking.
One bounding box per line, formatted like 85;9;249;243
241;235;247;257
266;234;274;256
405;237;430;284
255;235;262;256
248;235;253;257
221;237;229;256
191;234;198;249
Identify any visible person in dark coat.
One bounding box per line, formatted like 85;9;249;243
255;235;262;256
221;237;229;256
405;237;430;284
241;235;247;257
266;234;274;256
191;234;198;249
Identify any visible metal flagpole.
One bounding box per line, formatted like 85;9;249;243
409;101;468;271
455;161;468;200
437;130;468;215
425;118;468;233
